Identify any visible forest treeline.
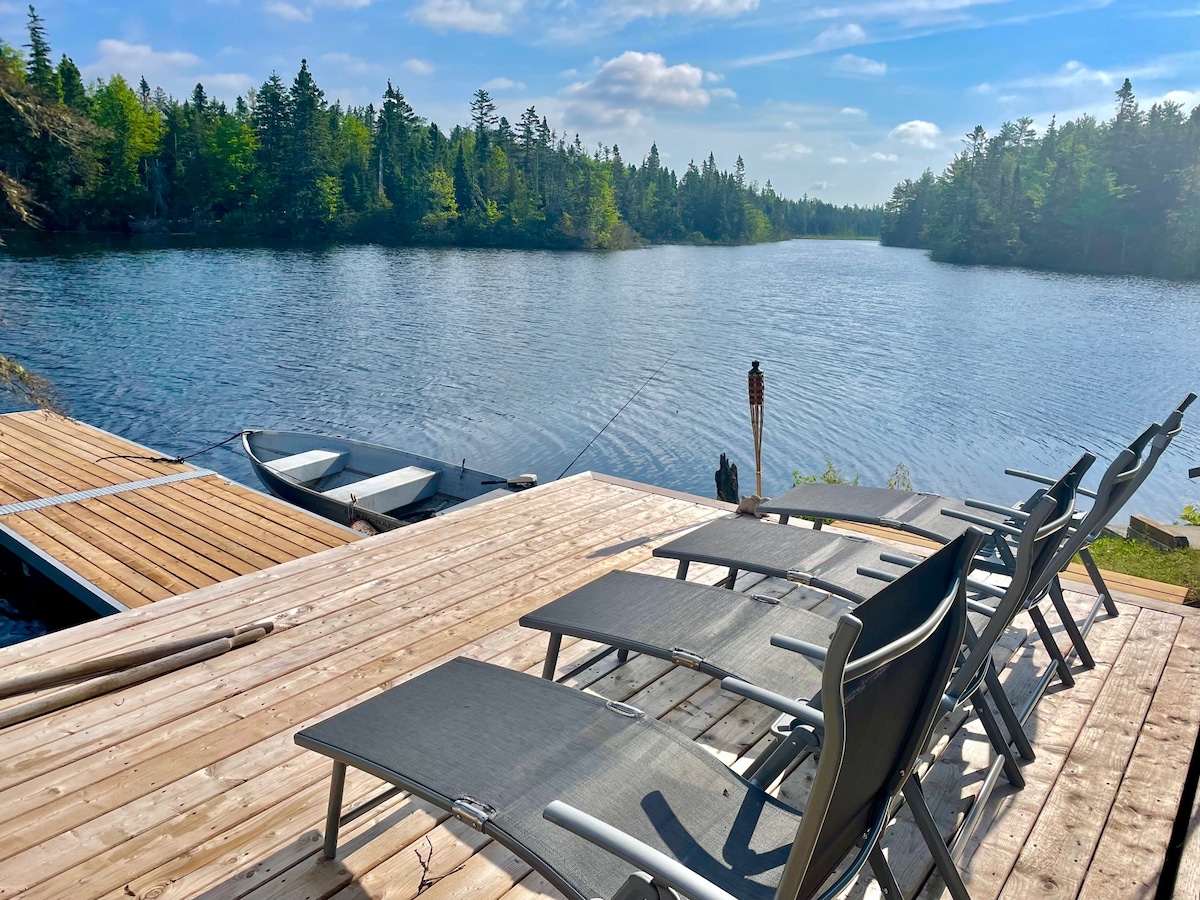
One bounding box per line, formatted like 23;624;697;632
881;80;1200;278
1;9;881;249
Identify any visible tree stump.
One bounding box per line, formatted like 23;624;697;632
715;453;739;503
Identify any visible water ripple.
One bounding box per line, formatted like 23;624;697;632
1;240;1197;523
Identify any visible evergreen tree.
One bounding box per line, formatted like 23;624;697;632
24;5;59;101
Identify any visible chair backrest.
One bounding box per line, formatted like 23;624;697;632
776;530;980;900
1039;392;1195;585
1112;392;1195;515
945;453;1088;703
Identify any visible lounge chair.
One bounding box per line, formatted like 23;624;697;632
751;395;1193;670
296;532;978;900
759;395;1191;546
640;454;1088;704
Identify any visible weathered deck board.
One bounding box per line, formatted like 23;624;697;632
0;473;1194;900
0;412;360;610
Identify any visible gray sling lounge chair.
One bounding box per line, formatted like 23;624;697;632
758;395;1191;546
643;454;1089;705
757;397;1193;657
524;472;1073;783
296;532;977;900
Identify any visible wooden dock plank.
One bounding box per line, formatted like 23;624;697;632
0;487;683;788
999;608;1181;899
0;475;1194;900
5;509;173;604
0;413;360;610
1077;615;1200;898
0;494;707;885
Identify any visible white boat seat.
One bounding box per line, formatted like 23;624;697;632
323;466;440;514
264;449;348;484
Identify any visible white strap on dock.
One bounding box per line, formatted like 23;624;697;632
0;469;217;516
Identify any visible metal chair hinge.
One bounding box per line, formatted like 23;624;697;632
670;649;704;669
786;570;813;585
452;798;495;830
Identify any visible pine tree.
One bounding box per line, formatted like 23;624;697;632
25;5;60;101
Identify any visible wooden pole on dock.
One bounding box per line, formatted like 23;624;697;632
0;626;271;730
748;361;764;497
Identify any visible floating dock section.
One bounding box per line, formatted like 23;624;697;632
0;412;359;613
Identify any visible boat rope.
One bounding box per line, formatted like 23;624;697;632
95;429;251;465
557;350;679;481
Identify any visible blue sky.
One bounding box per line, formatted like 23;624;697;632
3;0;1200;205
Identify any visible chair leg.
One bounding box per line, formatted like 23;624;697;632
1047;579;1095;669
323;761;347;859
1079;548;1120;617
983;662;1035;761
674;560;690;580
541;633;562;680
972;693;1025;789
902;779;973;900
721;566;739;589
867;843;905;899
1028;604;1074;688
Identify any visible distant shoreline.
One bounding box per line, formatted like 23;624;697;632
1;229;881;253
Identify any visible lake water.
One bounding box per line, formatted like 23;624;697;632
1;238;1199;641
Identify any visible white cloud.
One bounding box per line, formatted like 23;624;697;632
403;58;435;75
841;106;867;115
604;0;758;18
811;180;832;190
560;68;580;77
1009;60;1116;90
813;23;867;51
562;51;729;126
410;0;522;33
83;39;200;80
889;119;941;148
321;52;376;75
834;53;886;76
829;155;849;163
764;142;814;159
809;0;1006;24
710;86;737;99
485;76;525;90
198;72;255;96
266;1;313;21
868;151;899;161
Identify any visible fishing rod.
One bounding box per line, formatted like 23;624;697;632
557;350;679;481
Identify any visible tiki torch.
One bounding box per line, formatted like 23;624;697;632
748;360;764;497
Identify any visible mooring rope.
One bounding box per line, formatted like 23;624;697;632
96;429;251;464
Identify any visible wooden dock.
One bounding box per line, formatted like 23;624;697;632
0;411;359;612
0;473;1196;899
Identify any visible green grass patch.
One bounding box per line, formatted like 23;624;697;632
1085;536;1200;604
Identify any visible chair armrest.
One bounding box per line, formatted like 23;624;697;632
857;566;898;584
966;577;1005;600
879;551;922;568
1007;469;1098;498
720;677;825;731
543;802;739;900
965;498;1029;521
770;633;828;663
966;596;999;616
1004;468;1055;486
940;508;1023;537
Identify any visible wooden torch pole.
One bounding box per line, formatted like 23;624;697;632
748;361;764;497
